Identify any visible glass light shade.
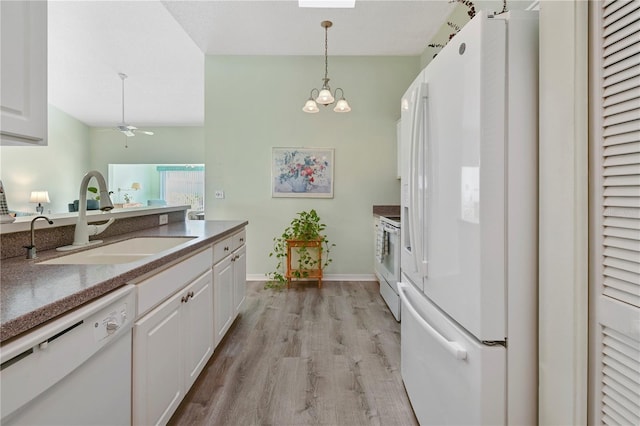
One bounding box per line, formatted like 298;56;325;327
333;98;351;113
316;89;334;105
302;99;320;113
29;191;50;203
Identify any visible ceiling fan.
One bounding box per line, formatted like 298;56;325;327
114;73;154;137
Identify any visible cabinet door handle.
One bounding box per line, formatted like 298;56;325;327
240;238;244;243
189;291;194;299
181;295;188;303
224;246;229;252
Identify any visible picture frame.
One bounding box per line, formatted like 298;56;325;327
271;148;334;198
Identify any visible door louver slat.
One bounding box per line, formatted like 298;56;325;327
603;86;640;107
603;52;640;80
603;75;640;96
603;98;640;118
602;119;640;137
603;374;640;407
603;152;640;166
604;18;640;50
603;163;640;176
603;196;640;207
603;40;640;68
604;66;640;89
604;131;640;146
603;175;640;187
604;235;640;251
600;326;640;424
604;0;629;17
604;216;640;230
602;277;640;306
604;141;640;155
593;2;639;423
603;257;640;275
602;31;638;59
603;185;640;196
604;225;640;239
603;5;640;37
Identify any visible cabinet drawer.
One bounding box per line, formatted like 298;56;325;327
213;237;233;264
136;247;213;317
232;229;246;251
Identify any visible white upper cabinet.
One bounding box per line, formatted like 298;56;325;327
1;1;47;146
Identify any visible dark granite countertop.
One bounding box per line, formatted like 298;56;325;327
0;220;247;343
372;205;401;218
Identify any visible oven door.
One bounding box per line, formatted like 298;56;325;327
375;222;400;285
375;220;402;321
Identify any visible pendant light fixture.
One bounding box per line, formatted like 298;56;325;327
302;20;351;113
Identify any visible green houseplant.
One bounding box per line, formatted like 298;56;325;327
266;209;335;289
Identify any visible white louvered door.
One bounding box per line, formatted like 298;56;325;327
590;1;640;424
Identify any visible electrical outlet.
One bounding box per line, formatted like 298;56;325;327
215;190;225;199
159;214;168;225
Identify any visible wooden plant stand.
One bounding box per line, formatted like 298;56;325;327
285;239;323;289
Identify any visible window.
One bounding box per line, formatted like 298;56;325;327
108;164;205;212
157;165;205;211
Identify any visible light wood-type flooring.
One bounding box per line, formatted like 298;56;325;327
168;281;418;426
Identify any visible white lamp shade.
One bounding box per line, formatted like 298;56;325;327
302;99;320;113
316;89;335;105
333;98;351;113
29;191;50;203
131;182;141;190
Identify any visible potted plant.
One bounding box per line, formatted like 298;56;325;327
266;209;335;289
86;186;100;210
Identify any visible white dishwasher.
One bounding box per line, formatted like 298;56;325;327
1;284;136;426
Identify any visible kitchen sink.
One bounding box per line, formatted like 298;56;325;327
39;237;196;265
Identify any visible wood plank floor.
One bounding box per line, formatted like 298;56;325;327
168;281;418;426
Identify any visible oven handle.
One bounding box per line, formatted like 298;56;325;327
381;223;399;234
398;282;467;360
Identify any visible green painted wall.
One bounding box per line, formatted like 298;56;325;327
89;126;205;179
205;55;420;277
0;105;90;214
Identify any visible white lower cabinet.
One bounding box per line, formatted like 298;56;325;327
213;254;234;346
132;227;246;425
133;263;213;426
233;244;246;316
182;271;214;390
133;287;184;426
213;229;246;347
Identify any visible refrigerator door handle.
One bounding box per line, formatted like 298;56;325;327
419;82;429;279
399;282;467;360
409;82;428;279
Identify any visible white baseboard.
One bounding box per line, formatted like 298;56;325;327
247;273;377;282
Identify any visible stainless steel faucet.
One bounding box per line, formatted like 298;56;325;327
24;216;54;259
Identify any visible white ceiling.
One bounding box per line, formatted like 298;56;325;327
47;0;515;128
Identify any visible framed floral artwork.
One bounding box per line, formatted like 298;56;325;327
272;148;334;198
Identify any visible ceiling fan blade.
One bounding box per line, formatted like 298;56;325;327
137;130;154;136
126;125;137;130
123;130;135;137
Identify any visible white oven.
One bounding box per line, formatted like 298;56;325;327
374;216;401;321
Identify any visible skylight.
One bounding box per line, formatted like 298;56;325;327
298;0;356;8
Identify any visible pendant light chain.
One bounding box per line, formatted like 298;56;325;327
324;23;329;83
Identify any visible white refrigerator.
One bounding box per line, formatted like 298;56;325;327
399;11;538;425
